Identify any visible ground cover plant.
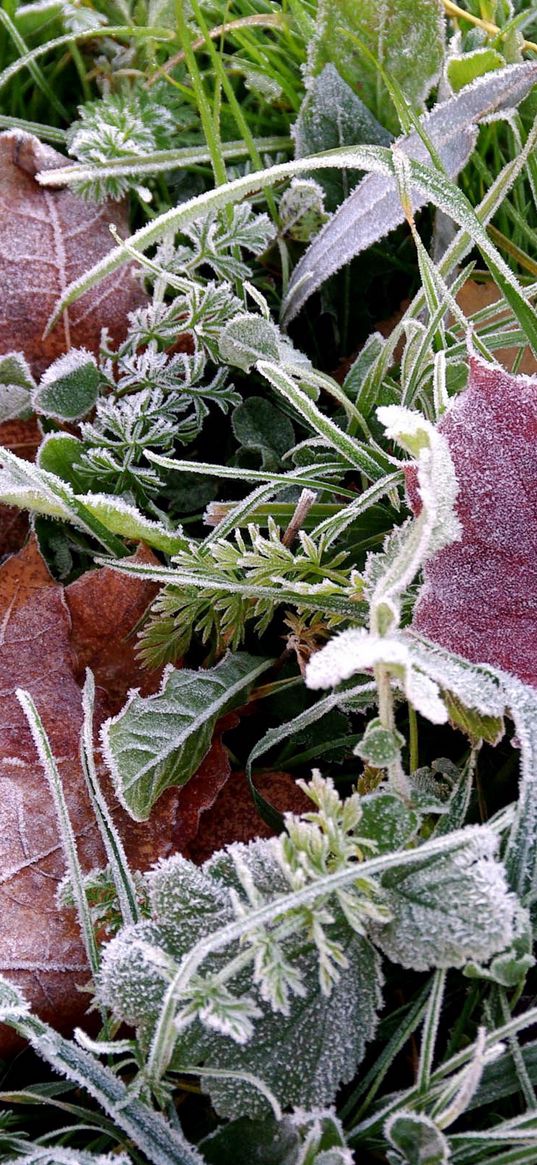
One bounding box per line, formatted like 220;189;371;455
1;0;537;1161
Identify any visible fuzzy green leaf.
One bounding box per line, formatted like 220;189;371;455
293;64;391;209
33;349;101;420
385;1111;449;1165
370;827;516;971
0;352;35;422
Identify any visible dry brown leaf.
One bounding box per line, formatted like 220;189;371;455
188;770;311;864
0;417;41;558
0;537;177;1050
172;712;239;855
0;131;147;376
66;544;161;714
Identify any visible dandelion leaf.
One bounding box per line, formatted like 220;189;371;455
283;63;537;322
102;653;272;820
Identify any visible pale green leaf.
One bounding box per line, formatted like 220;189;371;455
370;827;516;971
76;493;187;554
33;349;101;421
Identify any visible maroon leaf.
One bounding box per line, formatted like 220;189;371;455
410;352;537;686
0;132;147;376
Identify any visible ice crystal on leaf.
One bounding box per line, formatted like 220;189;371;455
67;92;176;201
409;352;537;687
97;775;516;1118
156;205;275;284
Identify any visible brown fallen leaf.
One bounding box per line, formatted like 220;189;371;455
0;131;147;376
172;712;240;855
65;544;161;714
188;770;311;865
0;417;41;558
0;538;176;1050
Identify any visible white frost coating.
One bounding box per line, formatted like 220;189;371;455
37;347;97;385
76;492;186;554
283;61;537;322
365;404;460;635
305;629;448;724
0;444;77;520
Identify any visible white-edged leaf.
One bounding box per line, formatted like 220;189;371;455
76;493;187;554
0;352;35;422
385;1110;449;1165
32;348;101;421
203;923;383;1120
102;653;272;820
283;62;537;322
293;64;391;210
0;443;76;520
370;825;515;971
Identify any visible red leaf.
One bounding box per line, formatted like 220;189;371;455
410;353;537;686
0;132;147;376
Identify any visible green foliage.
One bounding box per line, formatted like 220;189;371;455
308;0;445;134
2;0;537;1161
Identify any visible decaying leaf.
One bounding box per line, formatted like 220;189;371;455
65;545;160;714
410;352;537;686
186;770;311;864
0;538;175;1049
0;131;146;376
0;416;40;558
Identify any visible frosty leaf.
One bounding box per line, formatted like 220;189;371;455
410;352;537;687
4;1151;133;1165
293;65;391;210
442;691;504;747
0;132;146;375
202;924;383;1119
231;397;295;469
447;47;505;94
385;1111;449;1165
102;653;272;820
369;826;515;971
75;493;187;555
100;833;384;1118
309;0;445;135
359;792;420;853
219;314;280;372
279;179;328;242
33;349;101;421
283;62;537;322
0;353;35;423
0;538;178;1051
305;629;448;725
0;443;77;521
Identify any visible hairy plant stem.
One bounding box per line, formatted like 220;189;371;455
374;664;410;801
